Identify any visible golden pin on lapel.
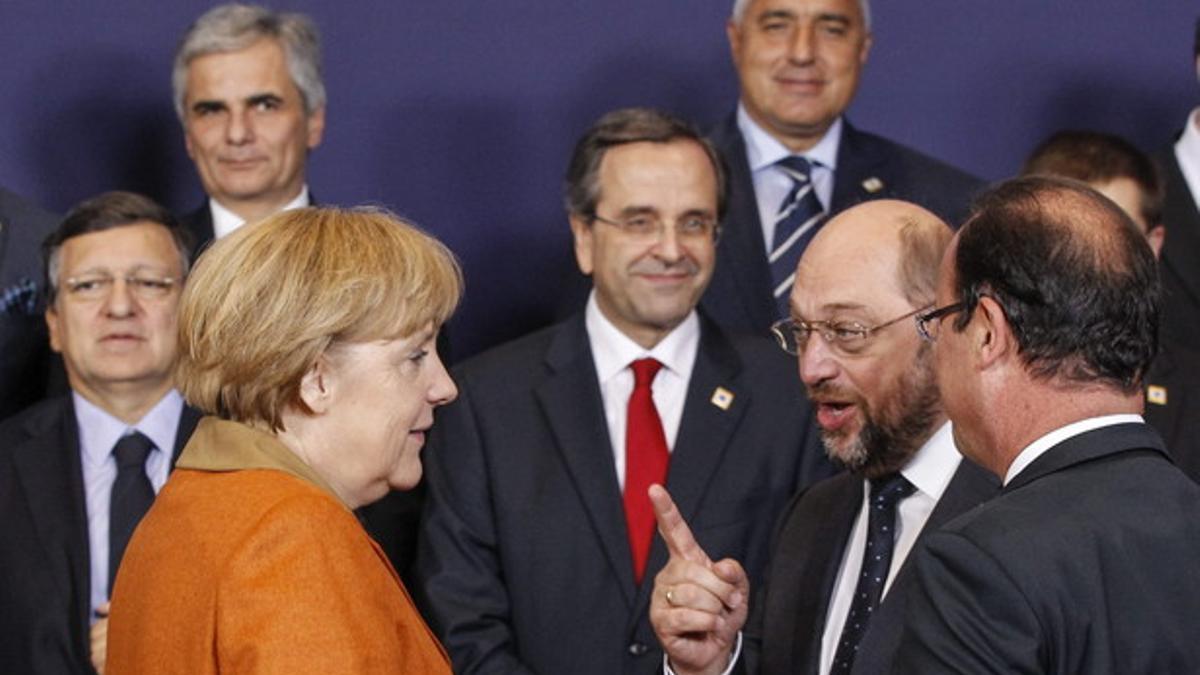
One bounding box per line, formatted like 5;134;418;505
710;387;734;411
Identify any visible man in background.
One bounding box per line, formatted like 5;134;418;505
172;3;325;252
1157;17;1200;347
703;0;982;334
416;108;830;674
0;192;201;674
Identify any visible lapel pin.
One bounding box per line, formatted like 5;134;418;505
1147;385;1168;406
710;387;734;411
862;177;884;194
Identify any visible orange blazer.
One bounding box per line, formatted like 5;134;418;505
106;418;450;674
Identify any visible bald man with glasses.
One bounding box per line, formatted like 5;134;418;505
649;199;996;675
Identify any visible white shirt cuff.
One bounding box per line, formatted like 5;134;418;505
662;631;742;675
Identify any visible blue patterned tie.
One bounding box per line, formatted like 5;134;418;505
769;156;825;319
830;473;916;674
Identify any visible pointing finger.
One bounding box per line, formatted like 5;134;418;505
649;484;711;565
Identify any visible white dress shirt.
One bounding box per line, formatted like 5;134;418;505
664;422;962;675
737;105;842;254
76;389;185;620
817;421;960;674
1003;414;1144;486
1174;108;1200;217
586;292;699;489
209;184;310;240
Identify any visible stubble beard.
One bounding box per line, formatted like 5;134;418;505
817;345;943;480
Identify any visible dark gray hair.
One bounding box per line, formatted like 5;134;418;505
172;3;324;120
730;0;871;30
43;191;191;303
564;107;727;221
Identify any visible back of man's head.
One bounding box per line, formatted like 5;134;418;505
951;176;1159;393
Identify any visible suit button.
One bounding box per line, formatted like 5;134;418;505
628;642;649;656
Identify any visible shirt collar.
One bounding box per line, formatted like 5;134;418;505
584;291;700;384
1175;108;1200;171
209;185;311;239
74;389;185;467
1003;413;1144;485
897;421;960;500
736;103;842;173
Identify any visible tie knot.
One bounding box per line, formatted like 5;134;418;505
113;431;155;469
776;155;814;183
869;473;916;510
630;358;663;388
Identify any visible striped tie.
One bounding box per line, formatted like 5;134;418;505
769;156;825;318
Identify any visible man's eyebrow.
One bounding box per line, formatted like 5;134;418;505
756;9;796;23
190;99;227;113
245;92;284;106
815;12;852;25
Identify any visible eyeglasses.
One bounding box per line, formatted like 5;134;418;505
62;273;178;302
771;305;931;356
592;212;720;243
915;302;968;342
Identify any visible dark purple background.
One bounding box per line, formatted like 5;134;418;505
2;1;1196;358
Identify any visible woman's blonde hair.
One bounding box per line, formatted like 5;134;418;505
176;206;462;429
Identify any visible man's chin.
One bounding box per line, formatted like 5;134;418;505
820;431;867;472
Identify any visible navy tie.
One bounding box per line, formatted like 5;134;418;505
830;473;916;674
109;431;156;595
769;156;825;319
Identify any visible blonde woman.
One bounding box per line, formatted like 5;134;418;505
107;207;459;673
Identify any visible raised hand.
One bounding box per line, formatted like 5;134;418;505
648;484;749;675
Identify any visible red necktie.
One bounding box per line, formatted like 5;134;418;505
624;358;669;584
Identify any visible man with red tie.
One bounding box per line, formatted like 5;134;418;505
414;108;832;674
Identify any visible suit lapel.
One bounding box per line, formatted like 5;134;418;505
628;318;750;617
10;398;93;655
831;121;889;214
709;114;778;331
171;405;203;466
758;475;861;674
534;316;638;603
1158;148;1200;308
920;458;998;536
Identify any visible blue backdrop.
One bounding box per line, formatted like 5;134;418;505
2;1;1196;358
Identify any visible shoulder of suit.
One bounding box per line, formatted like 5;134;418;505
0;394;71;452
842;124;983;188
450;318;572;386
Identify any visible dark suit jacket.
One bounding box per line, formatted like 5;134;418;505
1144;338;1200;483
702;115;984;335
737;456;996;675
0;187;60;420
0;395;201;675
413;312;834;675
893;423;1200;673
1157;145;1200;347
179;203;214;263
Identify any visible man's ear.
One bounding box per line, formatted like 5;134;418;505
569;215;595;276
973;295;1014;369
298;354;335;415
45;305;64;354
